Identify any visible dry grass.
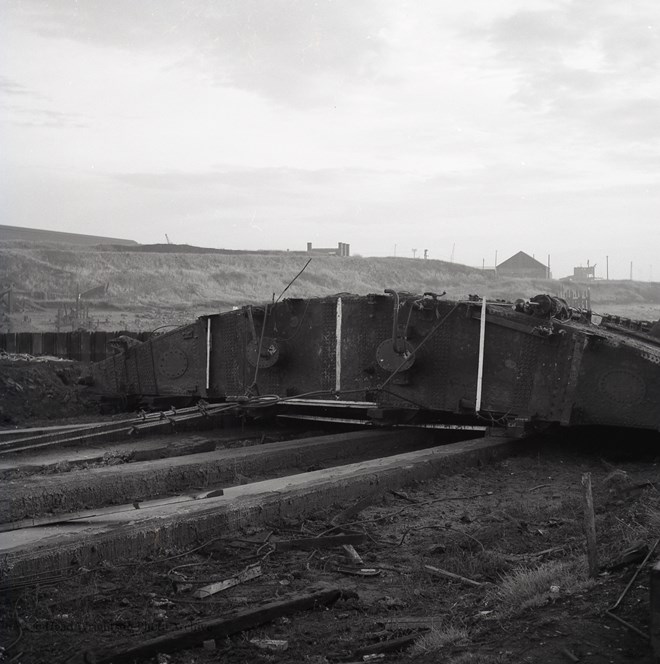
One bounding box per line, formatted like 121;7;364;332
434;544;513;582
448;654;506;664
493;558;595;617
599;487;660;565
633;488;660;534
411;625;469;655
643;497;660;534
4;241;659;312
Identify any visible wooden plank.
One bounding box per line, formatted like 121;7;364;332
43;332;56;356
375;615;445;631
56;332;67;358
193;564;262;599
130;437;216;462
80;332;91;363
424;564;484;587
6;333;17;353
72;584;347;664
17;332;32;355
70;331;81;362
93;331;107;362
275;533;366;551
343;544;364;565
582;472;598;577
354;634;420;657
32;333;43;356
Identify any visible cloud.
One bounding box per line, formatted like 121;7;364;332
2;0;659;279
106;166;413;220
8;0;387;105
0;74;88;128
0;75;37;97
478;1;660;141
10;108;90;128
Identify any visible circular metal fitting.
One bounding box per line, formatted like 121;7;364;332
246;337;280;368
376;339;415;372
158;348;189;379
598;370;645;404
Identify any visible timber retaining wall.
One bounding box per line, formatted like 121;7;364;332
0;330;148;362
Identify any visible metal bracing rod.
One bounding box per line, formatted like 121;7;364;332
384;289;404;353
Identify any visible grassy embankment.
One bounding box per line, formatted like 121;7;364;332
1;242;659;319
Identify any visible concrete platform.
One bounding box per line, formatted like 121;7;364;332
0;435;519;580
0;429;438;522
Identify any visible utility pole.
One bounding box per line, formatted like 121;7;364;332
412;248;417;259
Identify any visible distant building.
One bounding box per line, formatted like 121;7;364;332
306;242;350;257
0;224;138;247
572;265;596;281
497;251;548;279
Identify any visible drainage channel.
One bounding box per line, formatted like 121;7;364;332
0;428;519;581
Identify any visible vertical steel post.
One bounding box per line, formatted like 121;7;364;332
335;297;342;392
475;297;486;412
206;318;212;392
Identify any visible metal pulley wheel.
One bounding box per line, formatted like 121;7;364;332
376;338;415;372
246;337;280;368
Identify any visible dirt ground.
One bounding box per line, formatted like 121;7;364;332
1;435;658;664
0;356;99;427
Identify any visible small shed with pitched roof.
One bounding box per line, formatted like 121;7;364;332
497;251;548;278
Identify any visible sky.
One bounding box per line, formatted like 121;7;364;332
1;0;659;280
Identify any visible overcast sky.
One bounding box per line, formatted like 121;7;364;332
2;0;659;279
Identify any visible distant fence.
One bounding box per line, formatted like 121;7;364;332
0;330;149;362
559;287;591;310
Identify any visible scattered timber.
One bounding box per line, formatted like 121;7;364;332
70;584;351;664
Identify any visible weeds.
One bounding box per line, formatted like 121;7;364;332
448;654;506;664
436;543;513;582
599;486;660;563
493;559;595;617
411;625;469;655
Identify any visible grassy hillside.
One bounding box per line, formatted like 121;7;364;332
1;242;659;319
